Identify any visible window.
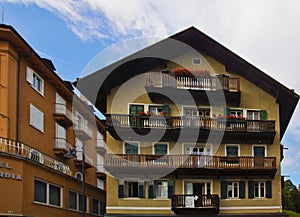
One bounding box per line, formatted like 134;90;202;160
26;67;44;94
118;180;144;198
68;191;88;212
148;180;174;199
124;142;138;154
75;172;83;181
249;181;272;199
226;145;239;157
230;110;243;117
34;179;62;207
93;199;105;215
154;143;168;155
156;181;168;198
227;182;239;198
254;182;265;198
221;180;245;199
30;104;44;132
192;58;201;65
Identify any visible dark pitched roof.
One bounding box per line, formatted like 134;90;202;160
75;26;299;140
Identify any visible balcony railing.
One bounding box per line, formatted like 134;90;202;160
172;194;219;210
74;121;93;140
145;72;240;92
0;137;72;175
53;103;73;127
75;152;94;167
53;137;74;151
106;115;275;132
105;154;276;170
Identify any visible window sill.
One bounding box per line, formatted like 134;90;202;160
122;198;141;200
33;201;62;209
153;198;170;200
224;198;242;200
253;198;268;200
29;83;45;97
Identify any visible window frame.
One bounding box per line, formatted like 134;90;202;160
68;190;89;212
155;180;169;199
227;181;239;199
30;103;44;133
123;141;140;154
34;179;62;207
153;143;169;155
26;66;44;95
192;58;201;65
254;181;266;198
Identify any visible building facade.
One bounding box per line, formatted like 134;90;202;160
0;24;106;217
76;27;299;216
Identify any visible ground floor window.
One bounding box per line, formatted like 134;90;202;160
118;180;145;198
221;180;245;199
249;180;272;199
68;191;88;212
254;181;265;198
34;179;62;207
93;199;105;215
148;180;174;199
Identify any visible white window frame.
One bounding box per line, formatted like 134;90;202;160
68;190;89;212
152;142;169;155
225;144;240;156
123;141;140;154
227;181;239;199
34;179;62;207
26;66;44;95
252;145;267;157
124;180;139;198
254;181;266;198
30;103;44;133
155;180;169;199
192;58;201;65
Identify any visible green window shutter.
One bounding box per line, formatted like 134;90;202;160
148;181;155;199
260;110;267;120
239;181;245;199
138;182;145;198
118;180;124;198
162;105;170;116
266;181;272;198
129;105;144;114
168;180;175;199
224;107;230;117
248;181;254;198
221;181;227;199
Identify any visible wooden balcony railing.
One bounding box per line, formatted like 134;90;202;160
145;72;240;92
106;114;276;132
105;154;276;170
0;137;72;175
172;194;219;210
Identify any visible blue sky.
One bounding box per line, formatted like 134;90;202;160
1;0;300;186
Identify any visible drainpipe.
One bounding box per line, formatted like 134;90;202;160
16;55;22;141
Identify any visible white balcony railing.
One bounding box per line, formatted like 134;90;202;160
74;121;93;139
76;152;94;166
54;103;73;120
0;137;72;176
53;137;74;150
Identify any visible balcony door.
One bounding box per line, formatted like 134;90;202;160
185;181;211;195
55;123;66;149
254;146;265;167
129;105;144;127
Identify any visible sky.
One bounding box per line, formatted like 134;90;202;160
1;0;300;185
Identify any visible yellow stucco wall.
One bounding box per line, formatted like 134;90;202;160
105;51;282;215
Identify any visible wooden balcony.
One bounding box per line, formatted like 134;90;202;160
53;137;74;156
172;194;219;214
104;154;277;179
53;103;73;128
145;72;240;106
106;114;276;144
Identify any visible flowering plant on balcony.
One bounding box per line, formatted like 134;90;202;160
172;67;210;78
219;115;246;121
137;111;150;116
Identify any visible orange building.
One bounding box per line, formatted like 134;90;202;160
0;24;106;217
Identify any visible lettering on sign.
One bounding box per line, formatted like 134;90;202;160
0;161;22;181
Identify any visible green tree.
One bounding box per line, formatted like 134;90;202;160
283;179;300;213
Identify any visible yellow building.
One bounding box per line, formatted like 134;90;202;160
0;24;106;216
76;27;299;216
